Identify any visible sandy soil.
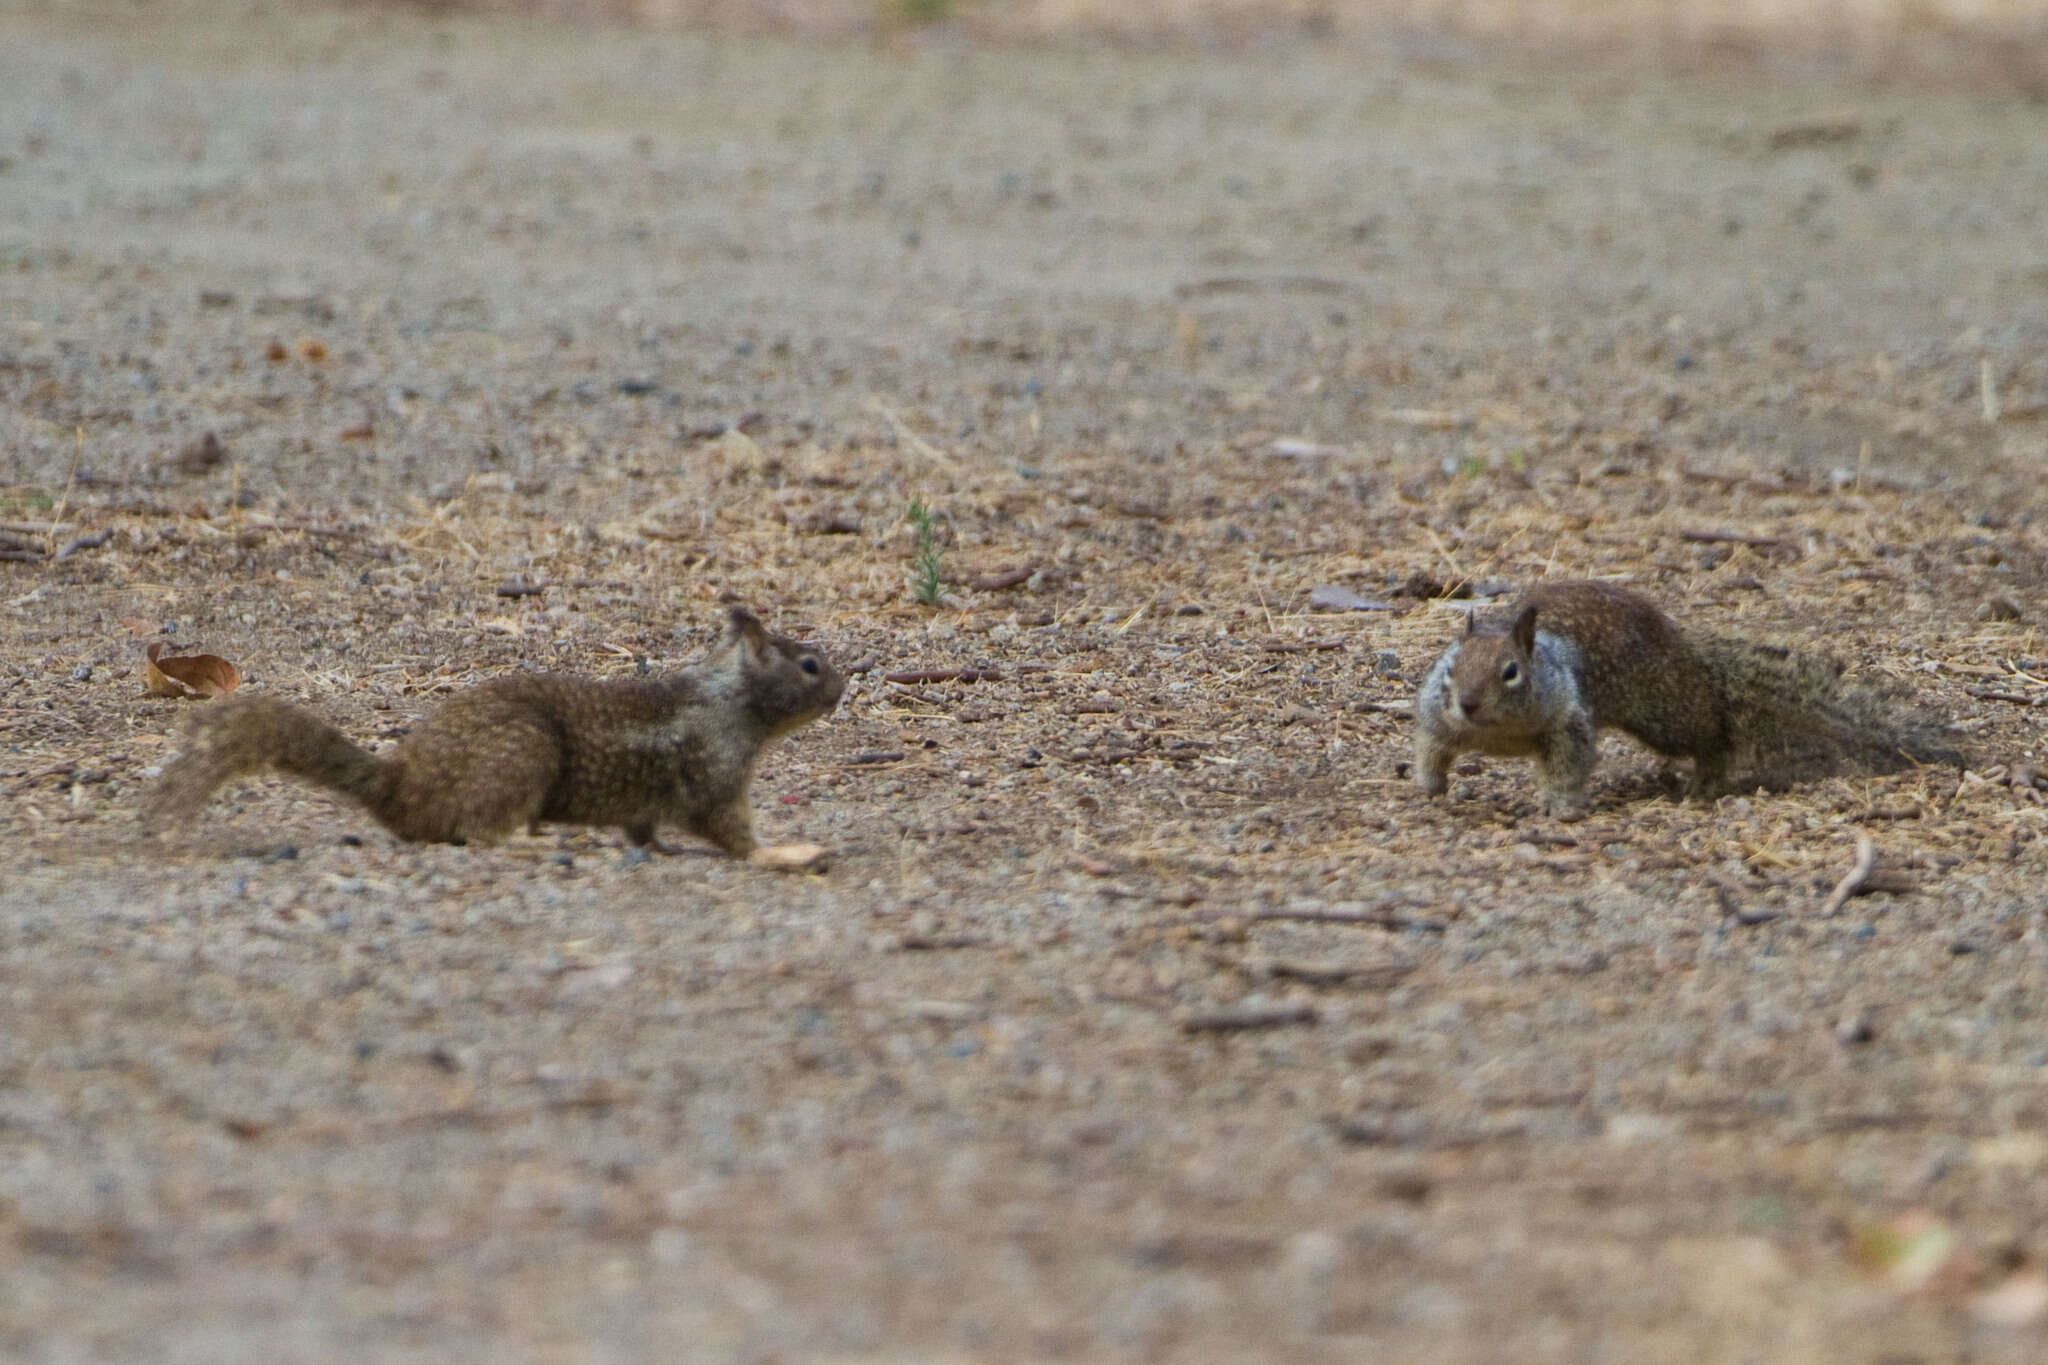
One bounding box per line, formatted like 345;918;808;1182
5;1;2048;1358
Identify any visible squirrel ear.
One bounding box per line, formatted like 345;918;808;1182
1510;604;1539;654
725;606;769;654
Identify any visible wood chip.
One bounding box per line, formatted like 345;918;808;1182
747;842;832;873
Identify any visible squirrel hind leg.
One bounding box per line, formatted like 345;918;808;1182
623;819;686;856
1688;750;1735;801
382;723;557;844
382;784;546;845
690;799;759;859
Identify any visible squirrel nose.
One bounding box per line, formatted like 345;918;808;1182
1459;696;1483;719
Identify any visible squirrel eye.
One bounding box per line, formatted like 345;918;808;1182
1500;661;1520;684
800;656;821;676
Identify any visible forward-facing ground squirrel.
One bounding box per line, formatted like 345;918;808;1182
1413;580;1963;820
146;607;844;855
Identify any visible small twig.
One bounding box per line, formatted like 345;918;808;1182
1818;834;1878;917
1112;589;1162;638
1678;529;1799;552
250;521;364;539
45;427;85;559
1267;961;1412;988
884;668;1004;685
1173;275;1358;298
844;750;907;766
896;933;989;951
1383;408;1472;430
884;687;946;706
1679;467;1806;496
871;398;958;467
1967;687;2041;707
1211;952;1417;989
1767;116;1862;148
494;581;547;598
1250;906;1447;933
971;566;1036;592
53;529;114;560
1179;1002;1318;1033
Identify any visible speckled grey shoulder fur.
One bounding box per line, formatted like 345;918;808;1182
1414;622;1595;817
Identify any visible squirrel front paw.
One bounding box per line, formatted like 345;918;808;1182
1413;743;1452;798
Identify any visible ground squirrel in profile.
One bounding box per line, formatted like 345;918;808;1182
147;607;844;855
1413;580;1962;820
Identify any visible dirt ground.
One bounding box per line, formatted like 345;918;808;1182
5;1;2048;1358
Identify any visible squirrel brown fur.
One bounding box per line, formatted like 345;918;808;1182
1412;580;1962;820
146;607;844;855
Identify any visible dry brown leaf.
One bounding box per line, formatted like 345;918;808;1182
1850;1210;1975;1296
143;642;241;699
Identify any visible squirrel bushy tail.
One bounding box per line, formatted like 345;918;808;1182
1695;635;1965;791
147;695;398;826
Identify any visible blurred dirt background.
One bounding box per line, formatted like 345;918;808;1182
5;0;2048;1358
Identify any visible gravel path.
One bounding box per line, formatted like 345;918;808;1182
4;3;2048;1358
